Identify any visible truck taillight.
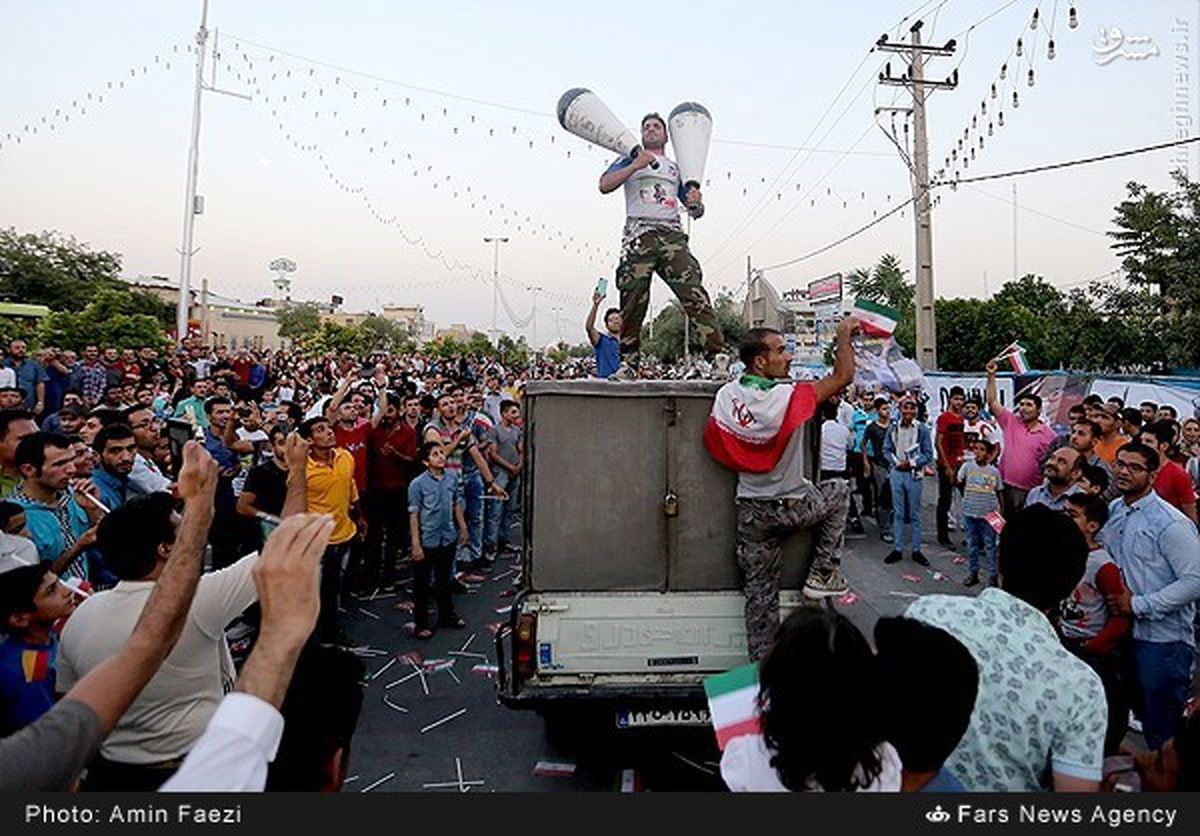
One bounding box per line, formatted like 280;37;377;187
514;613;537;679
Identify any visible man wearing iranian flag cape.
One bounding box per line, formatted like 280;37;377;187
704;317;859;660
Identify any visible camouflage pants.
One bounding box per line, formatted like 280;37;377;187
615;228;724;358
735;479;850;661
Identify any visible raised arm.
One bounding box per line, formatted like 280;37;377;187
812;316;860;405
985;360;1004;417
585;292;602;347
598;150;656;194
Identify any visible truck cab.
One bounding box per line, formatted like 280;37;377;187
497;379;815;733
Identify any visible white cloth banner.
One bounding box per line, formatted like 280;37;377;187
921;374;1015;425
1088;379;1200;421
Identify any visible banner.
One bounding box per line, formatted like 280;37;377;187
920;373;1014;425
1020;374;1092;431
1088;379;1200;421
853;336;925;395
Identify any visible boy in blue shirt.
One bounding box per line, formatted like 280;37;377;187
0;563;77;735
407;442;468;640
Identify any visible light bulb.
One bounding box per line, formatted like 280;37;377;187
979;136;984;148
991;83;998;99
982;101;987;114
1069;6;1078;29
970;147;976;159
1031;8;1039;30
952;148;958;160
1028;68;1036;87
1000;63;1008;80
999;111;1005;126
1013;90;1020;108
988;121;994;136
1048;39;1056;60
972;115;978;128
1016;38;1023;57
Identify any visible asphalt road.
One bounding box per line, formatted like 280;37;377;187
340;490;973;793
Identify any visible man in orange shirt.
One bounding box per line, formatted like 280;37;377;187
1090;403;1127;466
298;416;362;644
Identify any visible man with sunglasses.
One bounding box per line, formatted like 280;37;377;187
1101;441;1200;751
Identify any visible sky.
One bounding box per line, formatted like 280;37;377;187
2;0;1198;344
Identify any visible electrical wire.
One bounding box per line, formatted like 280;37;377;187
934;135;1200;185
962;183;1107;237
759;194;917;272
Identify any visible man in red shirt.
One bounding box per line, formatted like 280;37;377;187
364;394;418;591
935;386;966;547
326;373;384;592
1141;421;1198;525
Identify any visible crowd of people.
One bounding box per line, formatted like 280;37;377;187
1;323;1198;795
713;320;1200;793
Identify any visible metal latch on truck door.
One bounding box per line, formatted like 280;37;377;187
663;490;679;517
535;602;569;614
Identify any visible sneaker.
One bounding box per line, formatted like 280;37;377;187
803;568;850;600
611;361;638;381
881;531;895;543
911;551;930;567
963;571;980;587
884;549;902;564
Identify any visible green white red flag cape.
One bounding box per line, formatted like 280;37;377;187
704;376;817;473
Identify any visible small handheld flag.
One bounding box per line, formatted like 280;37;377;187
703;663;761;750
851;298;900;337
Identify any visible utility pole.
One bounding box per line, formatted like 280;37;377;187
176;0;251;345
484;236;509;344
1011;182;1018;280
877;21;957;371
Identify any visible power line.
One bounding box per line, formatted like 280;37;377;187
710;137;891;156
963;183;1108;237
759;195;916;272
937;135;1200;186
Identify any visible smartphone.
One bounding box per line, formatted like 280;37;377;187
595;277;608;298
165;419;194;480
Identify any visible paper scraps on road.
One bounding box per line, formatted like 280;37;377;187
471;663;500;677
383;696;408;714
533;760;577;778
459;633;476;652
985;510;1006;533
495;606;512;614
385;670;420;689
420;707;467;734
369;657;397;681
485;621;509;636
393;600;415;612
449;650;488;660
837;592;859;605
932;571;950;582
901;573;922;583
360;771;396;793
619;768;643;792
357;607;381;620
952;556;967;565
888;590;920;598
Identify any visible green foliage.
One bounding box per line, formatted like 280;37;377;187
274;303;323;341
640;292;746;362
1109;171;1200;368
38;289;171;351
306;321;371;355
933;275;1166;373
0;228;173;333
496;334;530;367
356;315;416;353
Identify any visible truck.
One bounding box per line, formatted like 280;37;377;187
496;379;816;737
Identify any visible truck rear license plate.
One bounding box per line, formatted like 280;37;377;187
615;708;711;728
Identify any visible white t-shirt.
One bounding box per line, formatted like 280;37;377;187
0;367;16;389
57;552;260;764
721;734;903;792
820;419;854;472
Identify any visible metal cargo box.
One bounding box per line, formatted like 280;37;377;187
521;379;814;593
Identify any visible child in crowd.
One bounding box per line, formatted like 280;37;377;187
956;439;1002;587
1078;462;1110;497
1060;492;1131;756
407;441;467;639
0;564;77;736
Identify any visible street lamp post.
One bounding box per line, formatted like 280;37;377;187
484;236;509;345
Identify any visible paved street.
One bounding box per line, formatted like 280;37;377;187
341;488;977;792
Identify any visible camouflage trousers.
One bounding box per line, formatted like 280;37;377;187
735;479;850;661
615;228;724;358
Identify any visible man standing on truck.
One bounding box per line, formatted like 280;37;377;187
704;316;860;661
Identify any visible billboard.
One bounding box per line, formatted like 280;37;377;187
807;273;843;305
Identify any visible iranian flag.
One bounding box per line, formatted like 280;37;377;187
704;378;817;473
703;663;761;750
852;298;900;337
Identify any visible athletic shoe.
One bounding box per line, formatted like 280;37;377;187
911;551;930;567
803;568;850;600
884;549;902;564
881;531;895;543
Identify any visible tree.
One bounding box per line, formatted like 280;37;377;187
0;228;174;327
357;315;415;353
275;302;322;342
640;292;745;362
38;289;171;351
1110;171;1200;368
306;321;370;356
497;334;530;368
